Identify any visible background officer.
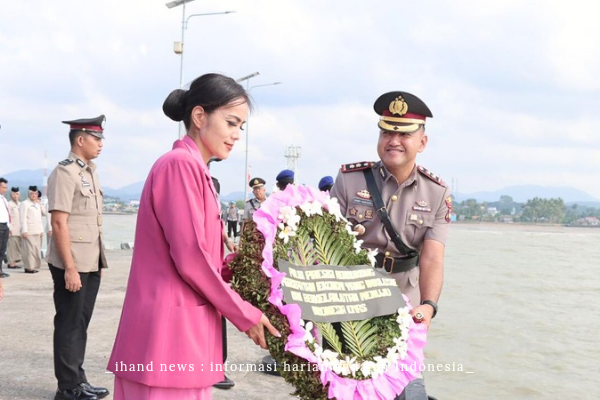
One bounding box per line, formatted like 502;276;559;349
275;169;294;191
7;187;23;269
330;91;450;400
243;177;267;221
318;175;334;192
19;185;45;273
46;115;109;400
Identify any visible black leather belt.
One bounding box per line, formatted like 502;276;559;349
374;253;419;274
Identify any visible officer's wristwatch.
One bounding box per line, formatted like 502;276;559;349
420;300;438;318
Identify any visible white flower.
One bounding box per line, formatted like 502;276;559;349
323;197;343;221
345;224;359;236
349;357;361;377
371;356;388;379
300;201;323;217
278;206;301;226
278;225;296;243
359;360;376;378
335;356;356;376
313;344;323;358
353;239;364;254
367;248;378;267
303;321;315;343
320;349;339;361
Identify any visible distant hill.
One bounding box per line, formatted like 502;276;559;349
102;181;146;202
2;169;47;191
220;191;245;203
453;185;599;203
4;170;599;205
1;169;144;201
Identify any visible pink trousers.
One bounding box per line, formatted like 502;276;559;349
114;376;212;400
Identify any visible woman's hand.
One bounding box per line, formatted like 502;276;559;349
245;314;281;349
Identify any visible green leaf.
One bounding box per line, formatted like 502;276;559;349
340;319;379;358
315;322;344;354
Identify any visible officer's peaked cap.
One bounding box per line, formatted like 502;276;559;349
62;115;106;139
374;91;432;133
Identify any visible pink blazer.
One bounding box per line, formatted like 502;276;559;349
107;136;262;388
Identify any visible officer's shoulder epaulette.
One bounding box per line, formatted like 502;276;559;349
341;161;375;173
417;165;447;187
58;159;74;166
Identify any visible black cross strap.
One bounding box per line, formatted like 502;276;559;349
363;168;418;258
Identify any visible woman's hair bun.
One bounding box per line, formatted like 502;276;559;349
162;89;187;122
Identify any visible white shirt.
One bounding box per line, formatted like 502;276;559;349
0;196;10;225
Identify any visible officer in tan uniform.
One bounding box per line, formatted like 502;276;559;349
19;185;46;273
330;91;450;400
46;115;109;400
7;187;23;269
243;177;267;221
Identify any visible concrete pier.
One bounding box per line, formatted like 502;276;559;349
0;250;296;400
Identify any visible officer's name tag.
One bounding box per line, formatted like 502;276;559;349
352;198;373;207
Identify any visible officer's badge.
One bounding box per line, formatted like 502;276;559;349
357;190;371;199
76;159;86;168
341;161;374;173
389;96;408;116
413;206;431;212
58;159;73;166
409;214;419;221
417;165;446;187
417;200;429;207
349;207;358;216
365;209;373;219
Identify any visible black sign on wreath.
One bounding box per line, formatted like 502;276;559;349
277;259;406;323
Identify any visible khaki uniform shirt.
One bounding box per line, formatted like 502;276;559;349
8;199;21;236
330;161;451;304
19;199;46;235
46;152;107;272
243;197;264;221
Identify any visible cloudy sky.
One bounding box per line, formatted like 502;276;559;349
1;0;599;200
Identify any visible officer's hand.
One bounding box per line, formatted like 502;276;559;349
64;268;82;292
411;305;434;329
245;314;281;349
21;233;28;239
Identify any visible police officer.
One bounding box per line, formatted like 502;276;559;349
330;91;450;400
19;185;46;273
318;175;334;192
275;169;294;191
244;177;267;221
46;115;109;400
7;187;23;269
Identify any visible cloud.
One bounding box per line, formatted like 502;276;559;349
1;0;599;200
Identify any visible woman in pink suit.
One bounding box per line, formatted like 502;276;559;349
108;73;279;400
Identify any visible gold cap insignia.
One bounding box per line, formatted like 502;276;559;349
253;179;259;185
389;96;408;116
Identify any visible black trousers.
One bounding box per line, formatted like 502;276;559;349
50;264;101;390
227;220;238;238
0;223;9;266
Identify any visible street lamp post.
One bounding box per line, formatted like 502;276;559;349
167;0;234;137
235;74;281;204
235;72;260;203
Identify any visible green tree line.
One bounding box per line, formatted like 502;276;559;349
453;195;600;225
